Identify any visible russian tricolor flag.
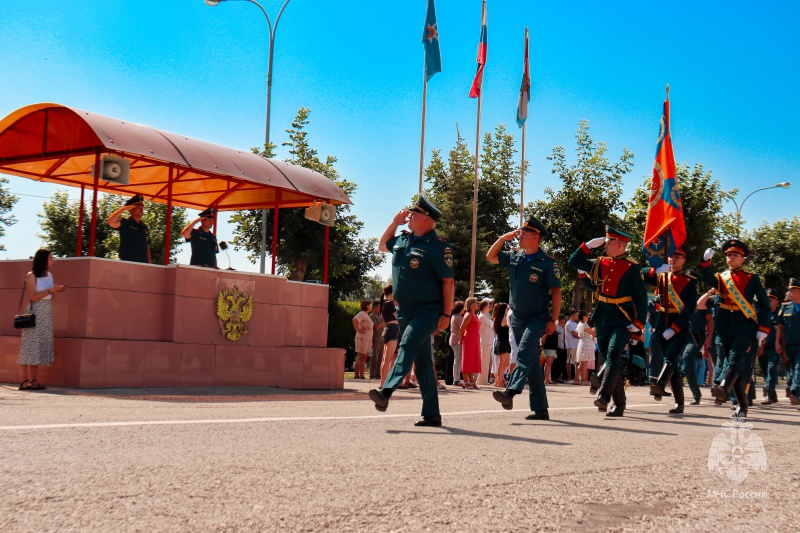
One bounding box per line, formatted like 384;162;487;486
469;0;487;98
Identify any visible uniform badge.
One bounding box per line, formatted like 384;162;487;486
444;252;453;267
529;273;539;283
553;263;561;280
410;258;420;269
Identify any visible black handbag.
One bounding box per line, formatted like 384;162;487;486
13;279;36;329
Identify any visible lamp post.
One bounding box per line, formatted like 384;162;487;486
731;181;791;237
205;0;291;274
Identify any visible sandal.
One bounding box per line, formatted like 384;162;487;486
28;380;46;390
18;380;30;390
437;382;447;390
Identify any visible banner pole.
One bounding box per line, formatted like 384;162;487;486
470;92;483;298
419;66;428;195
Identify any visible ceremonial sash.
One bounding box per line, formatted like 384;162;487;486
719;270;757;321
665;273;685;314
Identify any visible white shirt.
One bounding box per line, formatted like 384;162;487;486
478;312;494;346
565;319;580;349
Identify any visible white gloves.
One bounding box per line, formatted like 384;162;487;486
586;237;605;249
577;269;587;275
627;324;640;333
656;264;671;274
703;248;715;262
662;328;676;340
756;331;768;344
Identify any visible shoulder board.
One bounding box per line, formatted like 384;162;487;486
781;302;792;309
683;269;699;280
546;254;557;261
434;236;447;243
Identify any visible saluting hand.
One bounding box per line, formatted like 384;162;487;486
393;210;411;225
586;237;605;249
502;230;520;241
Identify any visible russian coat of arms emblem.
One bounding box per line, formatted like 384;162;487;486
216;284;254;341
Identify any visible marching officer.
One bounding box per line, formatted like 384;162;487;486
699;239;771;417
777;278;800;406
486;215;562;421
368;196;454;426
182;207;219;268
568;226;648;417
758;288;782;404
644;248;699;414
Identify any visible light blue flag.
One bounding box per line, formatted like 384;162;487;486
422;0;442;82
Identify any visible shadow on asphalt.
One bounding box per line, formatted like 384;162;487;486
511;418;677;436
386;427;570;446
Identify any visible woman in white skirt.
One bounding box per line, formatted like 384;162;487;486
575;310;596;386
17;249;66;390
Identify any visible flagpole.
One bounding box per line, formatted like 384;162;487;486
520;121;526;226
470;91;482;297
419;67;428;195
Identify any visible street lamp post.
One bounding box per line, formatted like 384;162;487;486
205;0;291;274
731;181;791;237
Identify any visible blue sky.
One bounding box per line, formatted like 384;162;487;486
1;0;798;281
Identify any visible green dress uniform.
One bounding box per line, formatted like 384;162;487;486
117;216;151;263
497;248;561;412
778;278;800;404
568;227;648;416
760;295;781;404
381;228;454;417
188;228;219;268
642;258;699;412
699;239;771;416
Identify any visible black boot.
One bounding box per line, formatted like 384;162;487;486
732;379;748;418
607;372;627;417
589;363;606;395
668;373;685;414
715;368;738;404
650;364;674;402
594;368;619;411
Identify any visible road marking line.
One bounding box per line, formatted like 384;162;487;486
0;403;674;431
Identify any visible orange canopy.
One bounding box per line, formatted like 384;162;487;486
0;103;351;210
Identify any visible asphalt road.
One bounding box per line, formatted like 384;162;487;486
1;379;798;532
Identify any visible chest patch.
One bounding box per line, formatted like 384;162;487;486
410;258;420;269
529;273;539;283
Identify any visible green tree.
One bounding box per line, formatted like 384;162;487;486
623;163;738;272
530;120;634;311
0;176;18;250
38;190;187;263
229;107;383;301
742;216;800;291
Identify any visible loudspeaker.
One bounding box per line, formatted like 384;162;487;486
304;203;336;226
94;155;130;185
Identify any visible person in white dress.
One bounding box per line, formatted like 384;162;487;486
575;310;596;385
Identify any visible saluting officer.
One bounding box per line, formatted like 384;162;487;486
777;278;800;406
107;194;151;264
368;197;455;427
182;207;219;268
759;288;782;405
568;226;648;417
699;239;771;417
486;215;562;421
644;248;699;414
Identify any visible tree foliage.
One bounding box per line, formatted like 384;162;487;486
530;120;634;311
422;125;521;300
624;163;738;275
743;216;800;292
229;107;383;301
38;190;187;263
0;176;18;250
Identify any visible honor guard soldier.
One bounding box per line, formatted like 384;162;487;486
107;194;151;264
758;288;782;404
777;278;800;406
182;207;219;268
699;239;771;417
368;196;455;427
486;215;562;421
568;226;648;417
644;248;699;414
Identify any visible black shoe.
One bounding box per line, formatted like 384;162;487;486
786;386;791;398
760;399;775;405
690;398;701;405
525;410;550;421
662;391;672;397
606;405;624;417
669;404;684;414
790;393;799;406
414;416;442;427
368;389;389;412
594;397;609;412
493;390;514;410
650;383;663;401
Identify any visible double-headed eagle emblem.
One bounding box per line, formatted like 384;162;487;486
216;284;254;341
708;416;767;484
